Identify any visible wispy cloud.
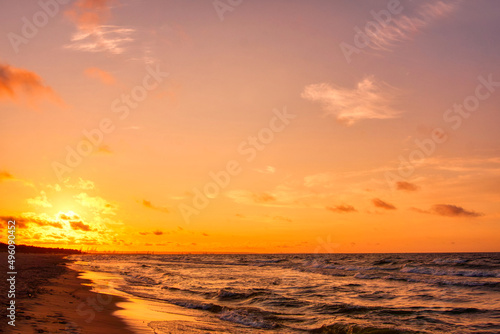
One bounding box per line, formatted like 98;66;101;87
139;229;171;236
65;0;134;55
97;145;113;154
372;198;397;210
0;63;64;110
65;0;115;30
367;1;459;52
422;156;500;174
65;26;135;54
396;181;419;192
302;76;401;125
84;67;116;85
412;204;483;218
326;204;357;213
141;199;170;214
255;166;276;174
252;193;276;204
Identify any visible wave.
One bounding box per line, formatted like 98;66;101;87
219;308;279;329
167;298;225;313
216;288;265;301
123;274;158;286
309;322;412;333
382;274;499;287
432;257;469;265
400;264;499;278
354;273;380;280
312;302;378;315
161;285;207;296
160;298;282;330
443;307;486;314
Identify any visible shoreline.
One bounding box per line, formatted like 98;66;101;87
1;253;136;334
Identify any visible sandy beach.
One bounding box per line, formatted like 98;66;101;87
0;253;135;334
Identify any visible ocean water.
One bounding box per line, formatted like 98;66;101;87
69;253;500;333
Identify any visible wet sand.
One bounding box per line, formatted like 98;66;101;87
0;253;135;334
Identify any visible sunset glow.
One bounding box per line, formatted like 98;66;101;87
1;0;500;253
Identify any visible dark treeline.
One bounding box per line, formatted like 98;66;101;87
0;242;82;254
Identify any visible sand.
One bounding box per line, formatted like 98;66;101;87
0;253;135;334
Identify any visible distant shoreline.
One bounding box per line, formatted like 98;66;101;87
1;242;498;255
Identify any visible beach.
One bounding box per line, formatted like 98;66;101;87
0;253;134;334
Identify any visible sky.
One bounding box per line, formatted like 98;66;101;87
1;0;499;253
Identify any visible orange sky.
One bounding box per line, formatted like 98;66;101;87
1;0;500;253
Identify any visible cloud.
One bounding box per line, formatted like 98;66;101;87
326;204;357;213
65;26;135;54
302;76;401;125
413;204;483;218
226;183;333;209
228;190;278;206
252;193;276;204
365;1;459;52
410;207;428;214
34;218;63;229
0;171;14;182
27;191;52;208
75;192;116;215
141;199;169;213
255;166;276;174
58;212;81;221
0;63;63;109
65;0;114;30
227;185;327;209
84;67;116;85
0;216;28;228
304;173;336;188
64;0;135;55
70;220;92;231
139;229;165;236
47;183;62;191
123;126;142;130
4;211;116;247
64;178;95;190
0;172;34;187
416;156;500;174
396;181;419;192
372;198;397;210
55;211;92;231
98;145;113;154
1;214;63;229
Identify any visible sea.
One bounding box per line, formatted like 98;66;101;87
68;253;500;333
